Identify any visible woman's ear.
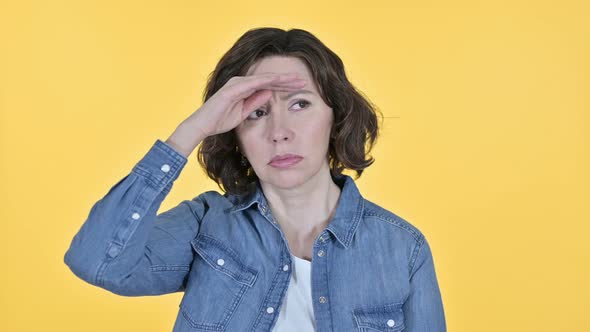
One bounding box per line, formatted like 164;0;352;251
233;130;243;153
236;141;247;159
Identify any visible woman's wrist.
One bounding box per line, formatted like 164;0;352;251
165;121;207;158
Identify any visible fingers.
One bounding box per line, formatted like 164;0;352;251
241;89;272;120
228;73;306;101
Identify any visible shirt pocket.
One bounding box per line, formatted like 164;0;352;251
179;233;258;331
352;302;406;331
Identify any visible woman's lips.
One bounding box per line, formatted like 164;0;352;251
268;157;303;168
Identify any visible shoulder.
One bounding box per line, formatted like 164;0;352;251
190;190;234;208
179;190;235;220
359;198;433;274
361;198;425;244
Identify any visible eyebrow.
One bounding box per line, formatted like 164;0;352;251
277;89;314;101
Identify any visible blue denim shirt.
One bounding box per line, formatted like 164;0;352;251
64;139;446;332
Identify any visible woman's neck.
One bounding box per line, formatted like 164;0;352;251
260;167;342;239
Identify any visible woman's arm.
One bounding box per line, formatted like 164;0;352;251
63;139;204;296
63;72;306;297
403;234;447;331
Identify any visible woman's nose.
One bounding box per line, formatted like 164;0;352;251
269;111;292;143
270;124;290;142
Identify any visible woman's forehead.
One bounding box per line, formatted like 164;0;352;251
246;56;310;77
244;55;321;98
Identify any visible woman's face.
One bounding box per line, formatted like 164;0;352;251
234;55;334;190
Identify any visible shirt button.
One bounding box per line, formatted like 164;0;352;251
317;250;324;257
107;246;119;258
161;164;170;172
387;319;396;327
319;296;327;303
283;264;289;271
217;259;225;266
132;212;140;220
266;307;274;314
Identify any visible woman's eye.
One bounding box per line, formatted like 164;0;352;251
246;100;310;121
246;109;267;120
292;100;311;110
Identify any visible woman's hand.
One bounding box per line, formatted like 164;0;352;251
166;73;306;157
194;73;306;137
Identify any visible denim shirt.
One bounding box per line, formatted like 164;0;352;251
64;139;447;332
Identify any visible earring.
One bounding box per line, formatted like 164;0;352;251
240;154;249;167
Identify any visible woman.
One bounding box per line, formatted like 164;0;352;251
64;27;446;332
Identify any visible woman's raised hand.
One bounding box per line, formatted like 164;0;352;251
165;73;307;158
195;73;306;136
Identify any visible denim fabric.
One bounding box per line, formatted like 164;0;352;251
64;139;446;332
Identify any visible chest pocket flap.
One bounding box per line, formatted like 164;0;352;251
353;302;405;331
190;233;258;287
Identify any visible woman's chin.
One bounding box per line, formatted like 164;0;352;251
258;170;310;189
259;163;329;190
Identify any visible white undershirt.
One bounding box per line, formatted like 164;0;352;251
271;254;316;331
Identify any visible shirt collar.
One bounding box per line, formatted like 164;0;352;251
225;173;365;248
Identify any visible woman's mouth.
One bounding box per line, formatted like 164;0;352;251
268;155;303;168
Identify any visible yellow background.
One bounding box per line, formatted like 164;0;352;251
1;0;588;331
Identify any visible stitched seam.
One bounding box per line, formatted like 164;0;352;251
185;200;205;232
363;211;422;242
345;198;364;247
327;245;335;331
196;234;258;286
155;139;188;165
132;166;170;188
179;306;223;331
250;259;284;331
408;234;426;279
96;175;150;286
218;283;249;329
150;265;190;272
197;234;258;287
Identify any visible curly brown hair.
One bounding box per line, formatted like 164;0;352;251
196;27;383;196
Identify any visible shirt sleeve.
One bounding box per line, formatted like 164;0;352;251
403;234;447;331
64;139;204;296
